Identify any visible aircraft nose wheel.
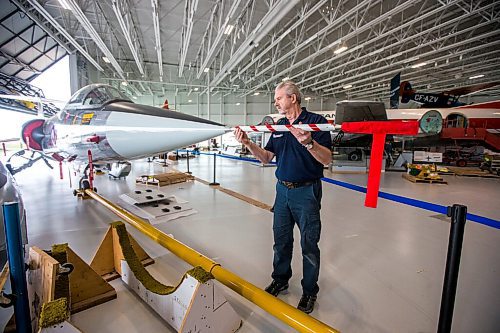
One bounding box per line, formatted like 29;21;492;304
74;168;97;198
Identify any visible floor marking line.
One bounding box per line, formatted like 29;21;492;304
194;177;272;211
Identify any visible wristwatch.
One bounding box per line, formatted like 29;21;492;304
304;140;314;150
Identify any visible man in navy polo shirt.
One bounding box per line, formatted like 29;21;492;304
234;81;332;313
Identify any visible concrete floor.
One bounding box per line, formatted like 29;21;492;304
1;153;499;332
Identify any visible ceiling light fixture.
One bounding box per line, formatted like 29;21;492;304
282;77;290;81
57;0;72;10
469;74;485;79
343;84;353;89
204;68;209;73
188;99;192;103
304;97;311;101
411;62;428;69
334;45;348;55
253;92;260;96
102;56;111;63
236;102;241;106
224;24;234;35
121;81;128;86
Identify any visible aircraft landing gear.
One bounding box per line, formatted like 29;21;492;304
73;179;97;198
73;163;97;199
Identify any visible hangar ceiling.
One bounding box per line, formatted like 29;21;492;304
0;1;67;81
1;0;500;101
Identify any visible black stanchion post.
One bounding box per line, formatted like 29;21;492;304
437;204;467;333
209;153;219;186
186;150;191;174
162;151;168;167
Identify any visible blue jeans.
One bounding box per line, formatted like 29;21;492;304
271;180;322;296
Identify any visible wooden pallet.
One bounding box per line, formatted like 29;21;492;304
446;167;500;178
136;172;194;186
403;173;447;184
437;170;454;175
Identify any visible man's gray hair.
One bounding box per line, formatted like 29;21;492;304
276;80;302;105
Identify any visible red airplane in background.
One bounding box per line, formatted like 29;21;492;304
262;75;500;154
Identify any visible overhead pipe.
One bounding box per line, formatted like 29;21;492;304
85;189;340;333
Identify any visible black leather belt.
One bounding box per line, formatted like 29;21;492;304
278;179;316;189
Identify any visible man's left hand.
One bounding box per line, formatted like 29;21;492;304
289;122;312;146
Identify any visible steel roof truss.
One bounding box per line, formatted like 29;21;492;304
112;0;145;76
299;1;495;91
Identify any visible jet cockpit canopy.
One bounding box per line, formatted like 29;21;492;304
66;84;132;109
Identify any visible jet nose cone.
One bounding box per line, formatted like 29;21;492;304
104;110;229;160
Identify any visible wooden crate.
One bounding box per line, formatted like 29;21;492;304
136;172;194;186
403;173;447;184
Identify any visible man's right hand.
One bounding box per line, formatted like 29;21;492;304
234;127;250;145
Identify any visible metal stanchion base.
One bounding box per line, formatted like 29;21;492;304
209;182;220;186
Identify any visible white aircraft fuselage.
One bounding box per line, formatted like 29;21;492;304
21;84;228;163
263;100;500;129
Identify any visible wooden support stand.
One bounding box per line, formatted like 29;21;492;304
26;245;116;332
27;247;60;331
65;246;116;313
106;221;242;333
15;223;241;333
90;223;155;281
121;262;242;333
